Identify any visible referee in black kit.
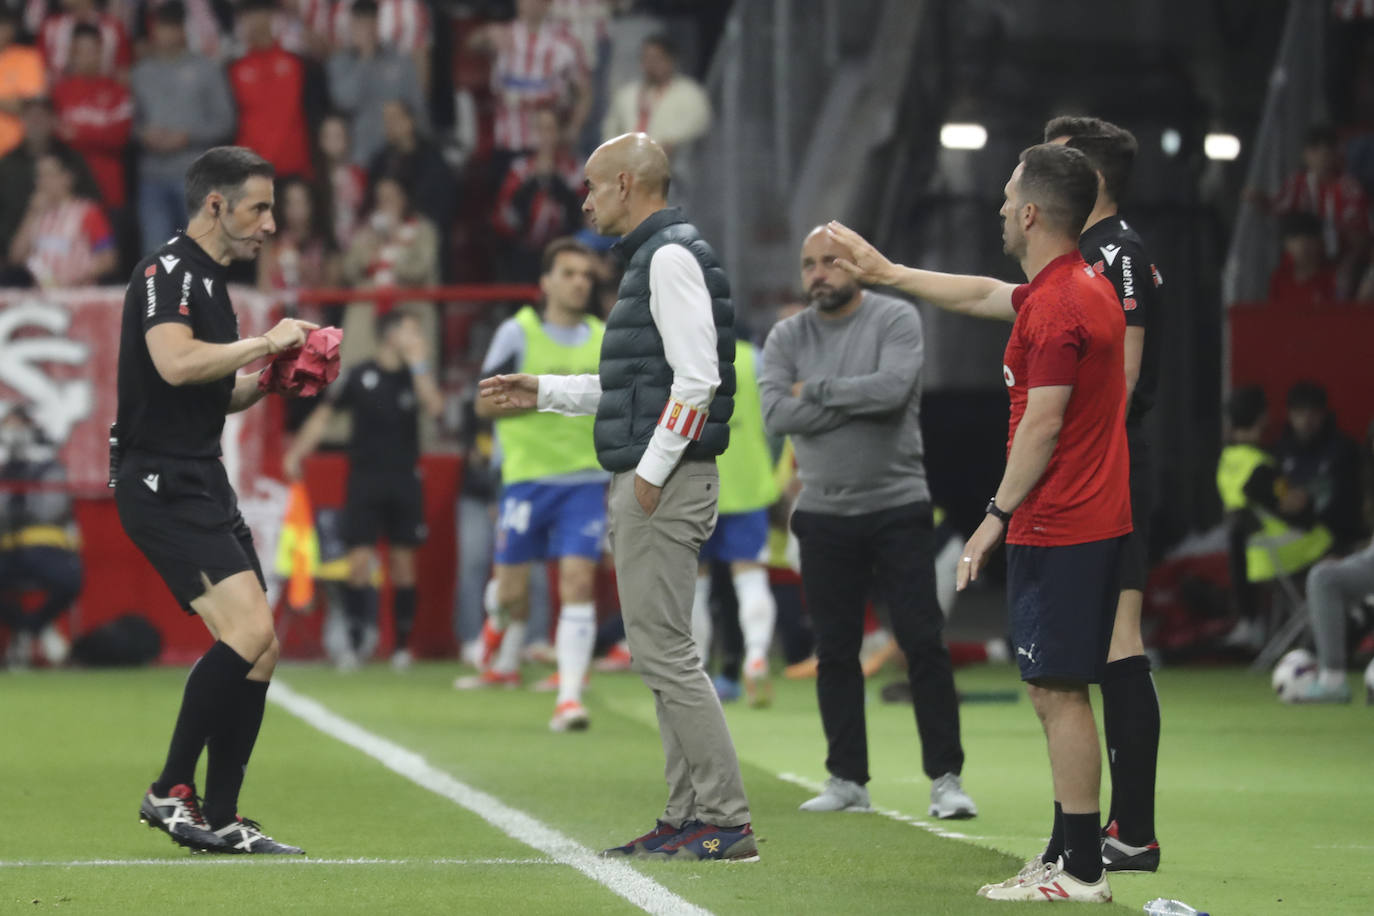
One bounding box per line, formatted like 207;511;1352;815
1044;116;1164;872
114;146;317;854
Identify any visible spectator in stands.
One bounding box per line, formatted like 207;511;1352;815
368;98;456;259
258;175;341;297
132;0;228;61
0;8;45;158
0;405;82;669
1274;381;1365;552
52;22;131;214
38;0;131;80
343;172;438;290
318;111;366;248
1269;212;1340;306
551;0;617;154
469;0;590;169
229;0;316;181
130;0;233;251
602;33;711;163
492;105;584;281
0;96;99;268
297;0;432;88
4;150;114;287
326;0;426;168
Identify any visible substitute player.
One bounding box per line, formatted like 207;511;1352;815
691;335;780;706
1044;116;1164;872
284;309;443;670
828;143;1130;902
115;146;316;854
457;238;608;734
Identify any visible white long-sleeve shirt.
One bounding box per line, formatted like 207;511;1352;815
536;243;720;486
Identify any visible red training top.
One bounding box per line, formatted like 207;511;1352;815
1004;251;1132;546
52;73;133;209
229;46;312;180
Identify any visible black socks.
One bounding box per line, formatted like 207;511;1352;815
342;585;374;651
203;679;269;828
393;587;417;652
1043;801;1064;864
1062;812;1104;883
153;641;253;795
1101;655;1160;846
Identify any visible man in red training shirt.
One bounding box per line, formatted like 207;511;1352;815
229;0;313;180
52;22;131;212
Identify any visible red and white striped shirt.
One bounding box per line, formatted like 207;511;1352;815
491;20;586;152
492;150;585;246
296;0;431;54
330;160;367;248
39;12;132;78
551;0;610;69
25;197;114;288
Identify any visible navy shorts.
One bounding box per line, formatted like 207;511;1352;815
1006;536;1125;683
699;508;769;564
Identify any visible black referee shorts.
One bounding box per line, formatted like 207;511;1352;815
114;451;265;614
1120;423;1153;592
341;468;427;548
1006;536;1125;684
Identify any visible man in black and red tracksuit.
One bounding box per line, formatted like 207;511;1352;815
1045;116;1164;874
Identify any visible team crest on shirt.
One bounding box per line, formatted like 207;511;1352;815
1092;260;1106;274
1003;365;1016;387
1123;298;1138;311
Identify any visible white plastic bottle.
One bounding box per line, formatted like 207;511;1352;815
1143;899;1210;916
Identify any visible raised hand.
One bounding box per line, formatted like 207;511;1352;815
826;220;899;286
478;373;539;411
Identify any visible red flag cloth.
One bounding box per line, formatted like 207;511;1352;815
258;326;343;397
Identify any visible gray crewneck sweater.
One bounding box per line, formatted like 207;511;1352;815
759;291;930;516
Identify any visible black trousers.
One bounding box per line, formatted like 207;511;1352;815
791;501;964;783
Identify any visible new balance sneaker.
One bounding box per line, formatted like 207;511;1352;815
211;816;305;855
799;776;871;812
640;821;759;863
600;820;682;857
929;772;977;819
549;699;590;732
979;857;1112;902
977;854;1049;894
593;642;633;672
138;784;229;853
1101;820;1160;873
743;657;772;709
453;670;520;690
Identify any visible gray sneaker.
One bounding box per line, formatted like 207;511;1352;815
799;776;871;812
929;772;977;819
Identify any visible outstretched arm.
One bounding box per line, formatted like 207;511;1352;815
826;221;1016;321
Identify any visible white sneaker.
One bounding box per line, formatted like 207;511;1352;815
6;632;34;668
335;648;360;672
799;776;871;812
929;772;977;819
390;648;413;671
38;626;69;665
977;855;1049;895
549;699;589;732
980;858;1112;902
460;640;484;668
522;640;556;664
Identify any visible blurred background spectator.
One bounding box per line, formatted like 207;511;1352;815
317;111;367;249
326;0;426;168
552;0;620;154
132;0;227;62
257;174;341;300
130;0;233;250
492;104;584;280
4;150;114;287
368;98;456;269
229;0;319;182
602;32;709;161
1268;212;1339;307
1274;381;1365;554
0;7;45;158
38;0;132;81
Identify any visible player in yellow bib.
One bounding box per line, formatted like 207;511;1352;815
691;338;781;706
455;239;609;733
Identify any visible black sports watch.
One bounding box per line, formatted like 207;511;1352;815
985;499;1013;524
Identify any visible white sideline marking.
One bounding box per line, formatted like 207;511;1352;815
777;772;985;842
268;681;712;916
0;857;553;868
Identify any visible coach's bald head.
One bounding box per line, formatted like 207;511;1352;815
582;132;672;237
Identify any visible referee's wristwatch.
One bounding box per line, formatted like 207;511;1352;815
985;499;1013;524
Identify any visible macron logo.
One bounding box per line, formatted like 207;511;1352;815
159;255;180;273
1099;244;1121;268
142;473;159;493
203;278;214;296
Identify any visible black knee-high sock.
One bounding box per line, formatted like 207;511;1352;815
203;679;269;828
1042;801;1064;863
393;587;417;651
153;642;253;794
342;585;372;651
1062;812;1104;883
1101;655;1160;846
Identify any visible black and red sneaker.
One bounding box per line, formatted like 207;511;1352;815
600;820;681;858
640;820;759;863
1101;819;1160;873
138;784;229;853
211;816;305;855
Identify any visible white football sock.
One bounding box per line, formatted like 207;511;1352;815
556;602;596;704
492;621;526;674
734;567;776;670
691;575;713;666
484;578;508;631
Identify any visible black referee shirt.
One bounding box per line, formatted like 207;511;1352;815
1079;216;1164;425
115;233;237;458
327;360;420;473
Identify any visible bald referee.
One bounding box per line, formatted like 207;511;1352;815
115;146;316;854
480;132;757;863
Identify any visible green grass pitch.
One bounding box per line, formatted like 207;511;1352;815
2;661;1370;914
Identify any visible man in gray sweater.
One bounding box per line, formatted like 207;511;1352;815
326;0;427;168
759;225;975;820
130;1;234;252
